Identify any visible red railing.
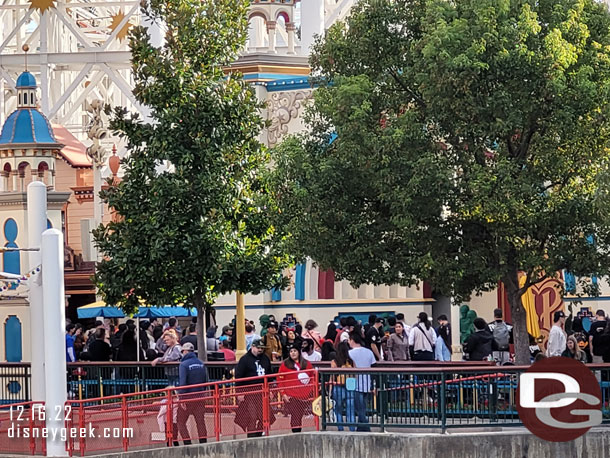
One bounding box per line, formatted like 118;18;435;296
64;369;319;456
0;401;46;455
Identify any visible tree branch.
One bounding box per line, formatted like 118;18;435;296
388;69;426;109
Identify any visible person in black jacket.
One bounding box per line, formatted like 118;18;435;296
464;318;493;361
177;343;208;444
234;339;273;437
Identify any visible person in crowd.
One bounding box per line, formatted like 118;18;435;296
562;335;588;363
282;329;302;359
164;317;179;334
152;330;182;386
301;319;322;351
206;326;219;353
330;341;355;431
321;341;337;361
262;321;283;362
348;332;375;432
395;313;411;337
221;325;235;350
88;328;112;361
387;322;409;361
152;320;164;342
180;323;198;350
488;308;513;364
364;314;377;335
365;317;384;361
85;320;104;350
277;345;314;433
409;312;437;361
334;317;349;347
141;321;156;352
73;324;85;359
600;320;610;363
156;389;179;447
463;318;493;361
66;324;76;363
116;324;145;361
302;339;321;362
218;337;236;361
324;322;338;343
244;323;260;351
234;339;273;437
112;323;127;359
435;322;452;361
177;342;208;444
589;310;607;364
387;317;397;335
547;311;567;357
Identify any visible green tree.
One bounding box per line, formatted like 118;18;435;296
272;0;610;364
94;0;290;356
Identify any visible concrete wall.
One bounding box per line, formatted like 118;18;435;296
64;430;610;458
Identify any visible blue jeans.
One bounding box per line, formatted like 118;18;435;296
354;391;370;432
332;386;355;432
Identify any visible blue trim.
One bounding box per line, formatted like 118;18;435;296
214;300;432;310
242;73;305;81
295;263;305;301
4;316;22;363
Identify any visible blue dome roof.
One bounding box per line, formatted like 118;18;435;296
0;109;57;145
16;72;36;88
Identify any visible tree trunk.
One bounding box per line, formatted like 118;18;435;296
193;292;207;361
503;269;531;366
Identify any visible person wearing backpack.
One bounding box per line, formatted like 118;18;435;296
488;308;513;365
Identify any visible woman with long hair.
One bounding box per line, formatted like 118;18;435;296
330;341;355;431
561;335;588;363
324;322;338;342
277;345;314;433
409;312;437;361
281;329;302;359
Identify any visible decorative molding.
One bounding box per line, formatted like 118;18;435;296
267;89;312;146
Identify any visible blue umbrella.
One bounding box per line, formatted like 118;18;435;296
77;301;125;319
133;306;196;319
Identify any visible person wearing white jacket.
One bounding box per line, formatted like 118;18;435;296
409;312;437;361
546;311;567;357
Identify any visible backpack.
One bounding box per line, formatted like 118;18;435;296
492;322;510;351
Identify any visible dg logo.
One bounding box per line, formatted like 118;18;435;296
516;357;602;442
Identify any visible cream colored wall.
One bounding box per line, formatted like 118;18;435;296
214;299;434;332
465;290;498;322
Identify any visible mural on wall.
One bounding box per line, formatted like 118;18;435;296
531;278;565;345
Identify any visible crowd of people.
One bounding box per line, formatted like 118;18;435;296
62;307;610;440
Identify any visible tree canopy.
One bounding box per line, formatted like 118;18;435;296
94;0;290;352
272;0;610;363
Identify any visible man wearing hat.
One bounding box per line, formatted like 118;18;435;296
547;311;567;357
177;342;208;444
234;339;273;437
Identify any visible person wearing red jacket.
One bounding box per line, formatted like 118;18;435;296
277;345;314;432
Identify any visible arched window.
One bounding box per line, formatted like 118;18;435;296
5;316;22;362
3;218;20;275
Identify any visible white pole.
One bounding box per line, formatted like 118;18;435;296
300;0;324;54
27;181;47;402
136;316;140;362
42;228;68;457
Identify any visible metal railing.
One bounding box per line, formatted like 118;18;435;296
318;365;610;432
0;363;30;404
0;401;46;455
64;369;319;456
